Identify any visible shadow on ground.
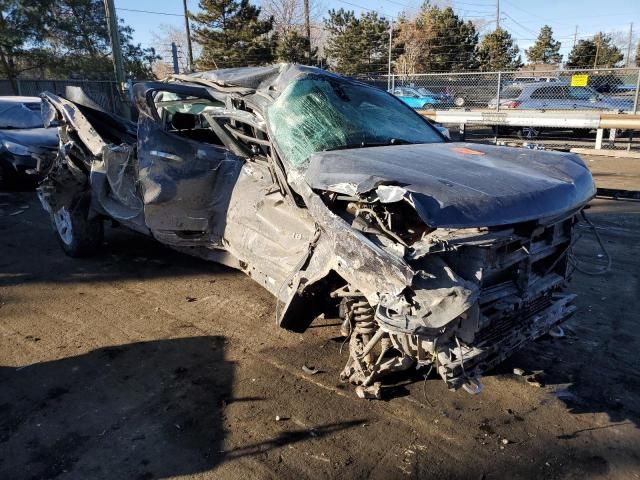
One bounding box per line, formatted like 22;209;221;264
0;337;361;479
0;191;233;290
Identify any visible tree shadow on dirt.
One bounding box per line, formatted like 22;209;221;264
0;337;362;479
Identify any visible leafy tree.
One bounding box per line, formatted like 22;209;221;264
477;27;522;71
636;40;640;67
191;0;274;69
567;33;623;68
275;30;317;64
1;0;157;88
45;0;159;80
395;5;478;73
324;9;389;75
525;25;562;64
0;0;51;93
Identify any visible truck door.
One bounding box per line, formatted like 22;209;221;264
135;85;243;246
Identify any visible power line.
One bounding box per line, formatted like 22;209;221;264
335;0;394;18
116;7;184;17
502;12;538;36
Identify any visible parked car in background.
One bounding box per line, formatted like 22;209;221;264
38;64;594;399
488;82;633;111
587;75;625;94
0;96;58;187
511;76;560;84
415;87;456;107
390;86;438;109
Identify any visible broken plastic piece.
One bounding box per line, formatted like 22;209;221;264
355;383;382;399
548;325;565;338
462;377;483;395
302;364;320;375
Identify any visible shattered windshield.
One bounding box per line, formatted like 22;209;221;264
267;76;443;167
0;101;44;129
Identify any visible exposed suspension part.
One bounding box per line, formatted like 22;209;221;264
331;286;414;399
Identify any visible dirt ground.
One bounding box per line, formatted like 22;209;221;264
1;155;639;480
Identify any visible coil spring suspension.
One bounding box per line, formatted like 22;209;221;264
351;300;376;336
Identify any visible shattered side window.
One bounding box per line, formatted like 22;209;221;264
152;91;226;146
267;76;443;168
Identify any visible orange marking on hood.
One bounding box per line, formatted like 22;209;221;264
450;147;485;155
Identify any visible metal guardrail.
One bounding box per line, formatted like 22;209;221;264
420;110;640;130
420;109;640;151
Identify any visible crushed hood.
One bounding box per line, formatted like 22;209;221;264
305;142;595;228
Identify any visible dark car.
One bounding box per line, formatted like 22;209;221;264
0;96;58;187
38;64;594;398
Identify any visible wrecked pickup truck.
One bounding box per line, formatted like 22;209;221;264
38;64;595;398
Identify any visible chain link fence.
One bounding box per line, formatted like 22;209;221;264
0;78;127;114
357;67;640;151
3;69;640;151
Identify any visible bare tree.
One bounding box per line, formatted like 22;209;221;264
150;24;201;75
261;0;324;35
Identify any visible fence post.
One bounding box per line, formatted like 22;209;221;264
595;129;604;150
633;69;640;114
16;78;22;96
495;71;502;112
109;82;116;114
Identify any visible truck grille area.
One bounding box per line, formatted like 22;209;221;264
435;216;577;389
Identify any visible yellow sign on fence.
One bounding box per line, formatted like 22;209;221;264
571;74;589;87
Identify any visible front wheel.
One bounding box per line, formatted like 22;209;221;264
51;196;103;257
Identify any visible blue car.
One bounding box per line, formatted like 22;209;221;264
390;87;438;109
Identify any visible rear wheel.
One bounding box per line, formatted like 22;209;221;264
51;196;103;257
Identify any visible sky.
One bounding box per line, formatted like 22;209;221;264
114;0;640;65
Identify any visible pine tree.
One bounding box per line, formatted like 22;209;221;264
395;5;478;73
46;0;159;79
477;28;522;71
324;9;389;75
275;30;317;64
0;0;54;92
191;0;274;69
567;33;623;68
525;25;562;64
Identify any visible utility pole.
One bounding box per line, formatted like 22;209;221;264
183;0;194;71
103;0;125;88
593;34;600;68
388;17;393;91
626;22;634;67
573;25;578;49
496;0;500;30
303;0;311;63
103;0;129;118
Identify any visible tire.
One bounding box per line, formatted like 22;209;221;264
454;96;465;107
51;195;103;257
